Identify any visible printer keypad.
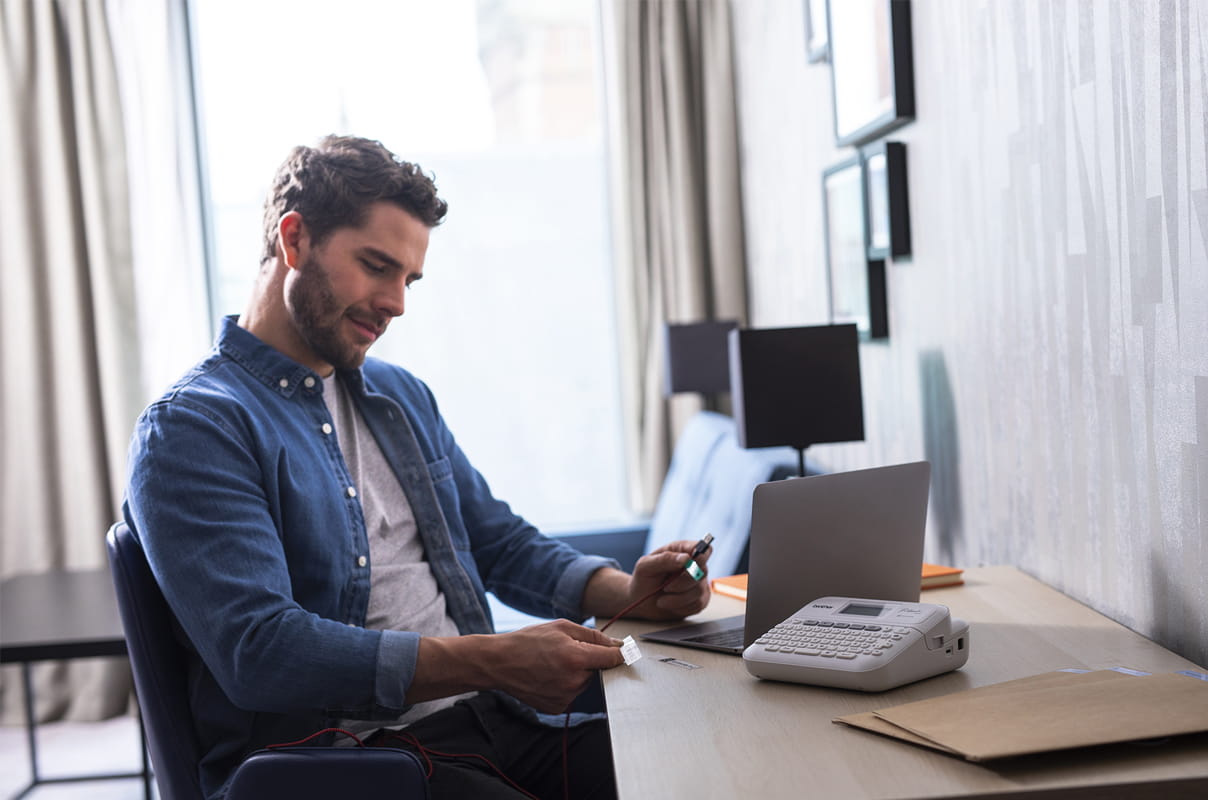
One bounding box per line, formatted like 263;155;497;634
755;619;908;658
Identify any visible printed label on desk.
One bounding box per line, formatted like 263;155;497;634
658;657;701;670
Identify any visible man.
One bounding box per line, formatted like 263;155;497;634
123;135;711;799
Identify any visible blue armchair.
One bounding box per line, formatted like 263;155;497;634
105;522;428;800
489;411;799;630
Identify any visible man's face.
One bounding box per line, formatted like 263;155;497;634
284;202;429;373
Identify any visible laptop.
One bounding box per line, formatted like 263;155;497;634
639;461;931;655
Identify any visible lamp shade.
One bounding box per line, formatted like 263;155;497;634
663;320;740;396
728;324;865;450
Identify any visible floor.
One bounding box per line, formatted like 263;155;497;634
0;715;154;800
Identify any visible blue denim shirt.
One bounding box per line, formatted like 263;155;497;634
123;316;615;799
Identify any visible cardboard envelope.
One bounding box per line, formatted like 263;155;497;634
834;670;1208;761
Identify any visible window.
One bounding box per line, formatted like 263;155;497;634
191;0;628;528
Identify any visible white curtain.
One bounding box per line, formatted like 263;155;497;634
0;0;209;723
602;0;750;511
106;0;211;398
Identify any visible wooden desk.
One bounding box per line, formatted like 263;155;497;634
601;566;1208;799
1;569;151;799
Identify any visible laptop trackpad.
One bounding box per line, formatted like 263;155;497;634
639;614;747;655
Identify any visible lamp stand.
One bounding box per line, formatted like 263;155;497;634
794;445;809;479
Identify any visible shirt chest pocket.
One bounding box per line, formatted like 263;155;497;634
427;456;453;484
422;455;472;551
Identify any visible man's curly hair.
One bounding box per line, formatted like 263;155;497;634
260;135;448;266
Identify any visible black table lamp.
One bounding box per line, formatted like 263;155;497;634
728;324;865;476
663;320;740;395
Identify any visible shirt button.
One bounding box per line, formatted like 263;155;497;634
346;486;357;498
304;376;316;388
321;423;333;435
357;556;367;567
278;378;288;389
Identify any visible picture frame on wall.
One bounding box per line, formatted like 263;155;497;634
804;0;829;63
862;140;911;259
828;0;915;147
823;155;889;340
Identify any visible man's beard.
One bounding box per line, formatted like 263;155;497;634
287;253;367;371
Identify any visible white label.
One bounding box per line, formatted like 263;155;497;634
620;635;642;665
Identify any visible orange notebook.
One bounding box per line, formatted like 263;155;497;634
921;563;964;589
711;573;748;600
712;564;963;601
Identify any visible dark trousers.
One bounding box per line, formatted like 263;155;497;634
367;693;617;800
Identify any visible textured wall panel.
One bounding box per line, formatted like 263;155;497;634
731;0;1207;666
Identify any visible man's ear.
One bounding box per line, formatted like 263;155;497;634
277;211;309;270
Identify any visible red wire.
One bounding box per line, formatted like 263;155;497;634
600;570;681;633
561;570;683;799
266;727;366;748
379;730;542;800
563;707;572;800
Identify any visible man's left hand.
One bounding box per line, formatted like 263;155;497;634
582;540;712;622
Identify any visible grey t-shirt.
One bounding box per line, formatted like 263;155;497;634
323;374;472;734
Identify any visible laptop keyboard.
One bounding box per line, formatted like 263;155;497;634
686;628;744;648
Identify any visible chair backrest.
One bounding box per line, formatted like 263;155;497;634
645;411;796;576
106;521;205;800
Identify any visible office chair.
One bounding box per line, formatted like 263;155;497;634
105;522;428;800
640;410;797;575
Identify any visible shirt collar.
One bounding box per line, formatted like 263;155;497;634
216;314;332;398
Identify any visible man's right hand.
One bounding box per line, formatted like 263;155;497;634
489;620;626;712
411;620;625;714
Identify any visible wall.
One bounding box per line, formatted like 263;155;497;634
729;0;1207;666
